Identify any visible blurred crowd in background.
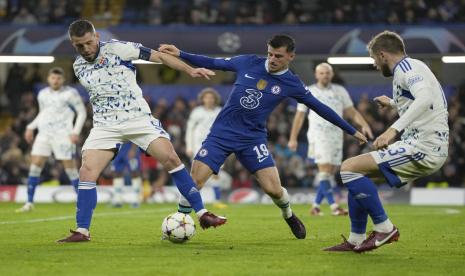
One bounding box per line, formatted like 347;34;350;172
1;0;465;26
1;63;464;189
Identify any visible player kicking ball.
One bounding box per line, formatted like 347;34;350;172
57;20;226;242
325;31;449;252
159;35;367;239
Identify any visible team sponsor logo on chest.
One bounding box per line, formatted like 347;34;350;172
256;79;268;91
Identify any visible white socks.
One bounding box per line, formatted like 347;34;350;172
76;228;89;236
374;218;394;233
271;188;292;219
348;232;366;246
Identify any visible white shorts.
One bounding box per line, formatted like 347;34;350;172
308;138;343;165
82;115;170;152
370;141;447;187
31;133;76;160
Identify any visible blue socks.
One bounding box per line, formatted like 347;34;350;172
76;182;97;229
27;176;40;203
170;165;204;212
213;186;221;201
341;172;388;226
348;191;368;233
314;182;325;205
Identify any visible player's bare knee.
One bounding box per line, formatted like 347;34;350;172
161;151;182;171
340;159;355;172
79;163;97;182
263;186;282;199
191;174;206;188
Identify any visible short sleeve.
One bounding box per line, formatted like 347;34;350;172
109;40;142;61
296;103;308;113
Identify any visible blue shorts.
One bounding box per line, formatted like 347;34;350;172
194;135;275;174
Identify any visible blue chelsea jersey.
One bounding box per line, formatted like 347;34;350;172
179;52;356;141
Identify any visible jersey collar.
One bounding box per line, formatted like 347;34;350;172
265;60;289;75
392;55;409;75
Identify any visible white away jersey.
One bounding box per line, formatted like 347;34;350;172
391;57;449;157
27;86;86;136
73;40;152;127
297;83;353;142
185;106;221;154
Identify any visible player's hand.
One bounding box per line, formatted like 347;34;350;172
287;139;298;151
353;131;368;145
189;68;216;80
24;129;34;144
374;95;393;109
69;134;79;144
373;128;398;150
361;125;374;140
158;44;181;57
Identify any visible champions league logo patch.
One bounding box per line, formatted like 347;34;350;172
198;148;208;157
256;79;268;90
271;85;281;95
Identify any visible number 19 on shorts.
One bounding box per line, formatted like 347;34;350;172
253;144;269;163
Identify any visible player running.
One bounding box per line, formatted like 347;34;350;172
58;19;226;243
288;63;373;216
159;35;368;239
325;31;449;252
185;88;226;208
16;67;86;213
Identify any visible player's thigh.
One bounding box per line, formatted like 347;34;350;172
253;166;283;198
191;160;215;188
145;137;182;170
341;153;383;181
80;149;115;181
31;134;52;159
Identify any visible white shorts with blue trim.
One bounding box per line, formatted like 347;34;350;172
82;115;170;152
370;141;446;187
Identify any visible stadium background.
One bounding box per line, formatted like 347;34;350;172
0;0;464;204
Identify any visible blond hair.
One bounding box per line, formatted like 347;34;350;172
367;30;406;55
198;87;221;106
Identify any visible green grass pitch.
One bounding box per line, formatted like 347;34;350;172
0;203;464;275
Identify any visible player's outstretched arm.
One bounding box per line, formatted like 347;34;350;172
159;44;239;71
149;49;215;80
288;110;306;151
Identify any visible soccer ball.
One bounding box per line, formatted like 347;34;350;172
161;212;196;243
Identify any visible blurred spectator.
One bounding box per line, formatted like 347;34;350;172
12;7;37;24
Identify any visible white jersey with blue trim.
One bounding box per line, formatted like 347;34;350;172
73;40;152;127
391;57;449;157
297;83;353;142
27;86;86;136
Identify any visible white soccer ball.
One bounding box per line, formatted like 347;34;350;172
161;212;196;243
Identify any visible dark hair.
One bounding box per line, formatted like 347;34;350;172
48;67;65;76
68;19;95;37
267;35;295;53
367;30;406;55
